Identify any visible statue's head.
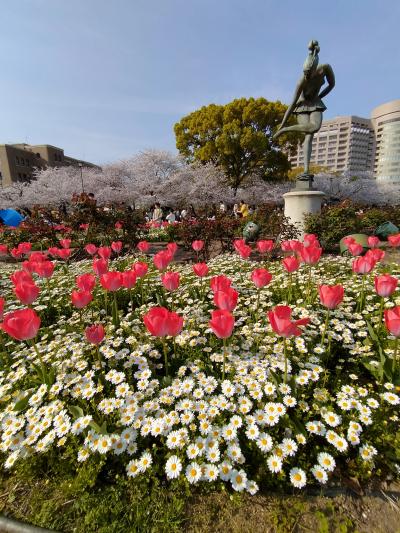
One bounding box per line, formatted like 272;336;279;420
303;40;319;79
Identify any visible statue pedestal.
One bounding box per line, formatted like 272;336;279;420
283;189;325;237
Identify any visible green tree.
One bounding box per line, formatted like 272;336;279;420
174;97;300;194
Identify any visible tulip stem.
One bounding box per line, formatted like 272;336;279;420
378;298;384;332
306;265;312;304
162;338;169;377
321;309;330;346
256;290;261;320
358;276;366;312
283;337;288;384
30;340;44;367
113;292;119;328
393;338;398;374
222;338;227;381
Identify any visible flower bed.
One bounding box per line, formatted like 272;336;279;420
0;235;399;519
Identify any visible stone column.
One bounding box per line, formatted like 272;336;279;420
283;188;325;237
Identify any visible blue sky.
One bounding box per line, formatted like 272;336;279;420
1;0;399;164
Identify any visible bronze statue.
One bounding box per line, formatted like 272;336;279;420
273;40;335;185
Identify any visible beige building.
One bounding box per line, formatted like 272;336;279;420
371;100;400;183
288;115;375;174
0;143;97;187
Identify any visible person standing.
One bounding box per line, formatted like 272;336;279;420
166;209;176;223
152;203;163;223
239;200;249;218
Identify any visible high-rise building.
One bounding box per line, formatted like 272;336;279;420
287;115;375;174
371;100;400;183
0;143;97;187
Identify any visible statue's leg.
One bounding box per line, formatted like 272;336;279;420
303;134;313;174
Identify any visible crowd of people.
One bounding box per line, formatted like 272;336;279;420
145;200;255;224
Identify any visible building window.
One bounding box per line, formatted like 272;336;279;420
16;156;20;165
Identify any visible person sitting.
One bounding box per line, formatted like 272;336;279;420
165;209;176;223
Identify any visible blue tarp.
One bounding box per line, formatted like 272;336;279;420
0;209;25;227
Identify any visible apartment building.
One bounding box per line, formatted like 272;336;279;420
288;115;375;174
371;100;400;183
0;143;97;187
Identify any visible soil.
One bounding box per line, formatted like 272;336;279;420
185;488;400;533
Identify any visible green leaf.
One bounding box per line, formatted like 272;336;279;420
13;394;32;412
68;405;84;419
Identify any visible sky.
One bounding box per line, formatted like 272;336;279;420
1;0;399;165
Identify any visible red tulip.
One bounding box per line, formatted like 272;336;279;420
59;239;71;249
10;270;33;286
10;248;23;259
93;258;109;276
111;241;123;253
282;240;302;252
85;324;105;345
167;242;178;257
0;244;8;255
343;236;356;246
213;288;238;311
71;290;93;309
132;262;148;277
388;234;400;247
18;242;32;255
193;263;209;277
237;244;252;259
0;297;5;320
14;282;40;305
366;248;385;263
251;268;272;288
85;244;98;256
57;248;72;261
143;307;184;337
352;256;376;274
22;260;37;274
209;309;235;339
256;240;274;254
210;275;232;293
375;274;398;297
34;261;55;278
299;245;322;264
100;272;122;291
303;234;320;248
161;271;180;291
233;239;246;252
137;241;150;253
282;256;300;273
368;236;380;248
80;223;90;231
47;247;59;258
348;243;363;256
384;307;400;336
268;305;310;338
115;221;123;229
76;273;96;292
122;270;137;289
29;252;47;263
98;246;111;260
1;308;41;340
153;250;173;271
318;284;344;309
192;240;204;252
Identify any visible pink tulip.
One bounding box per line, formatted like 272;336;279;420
209;309;235;339
14;282;40;305
318;284;344;309
57;248;72;261
352;256;376;274
193;263;209;277
161;271;180;291
100;272;122;292
388;234;400;247
71;290;93;309
167;242;178;256
2;308;41;341
122;270;137;289
213;288;238;311
153;250;173;271
137;241;150;253
92;258;109;277
111;241;123;253
76;273;96;292
303;234;320;248
368;236;380;248
384;307;400;336
132;262;148;278
98;246;112;260
0;244;8;255
10;270;33;286
256;240;274;254
34;261;55;279
251;268;272;288
143;307;184;337
299;245;322;265
59;239;71;249
192;240;204;252
268;305;309;338
0;297;5;320
282;256;300;273
210;275;232;293
348;243;363;256
85;244;98;256
375;274;398;297
85;324;105;345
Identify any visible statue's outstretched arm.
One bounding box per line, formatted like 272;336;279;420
278;79;304;130
319;65;335;99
